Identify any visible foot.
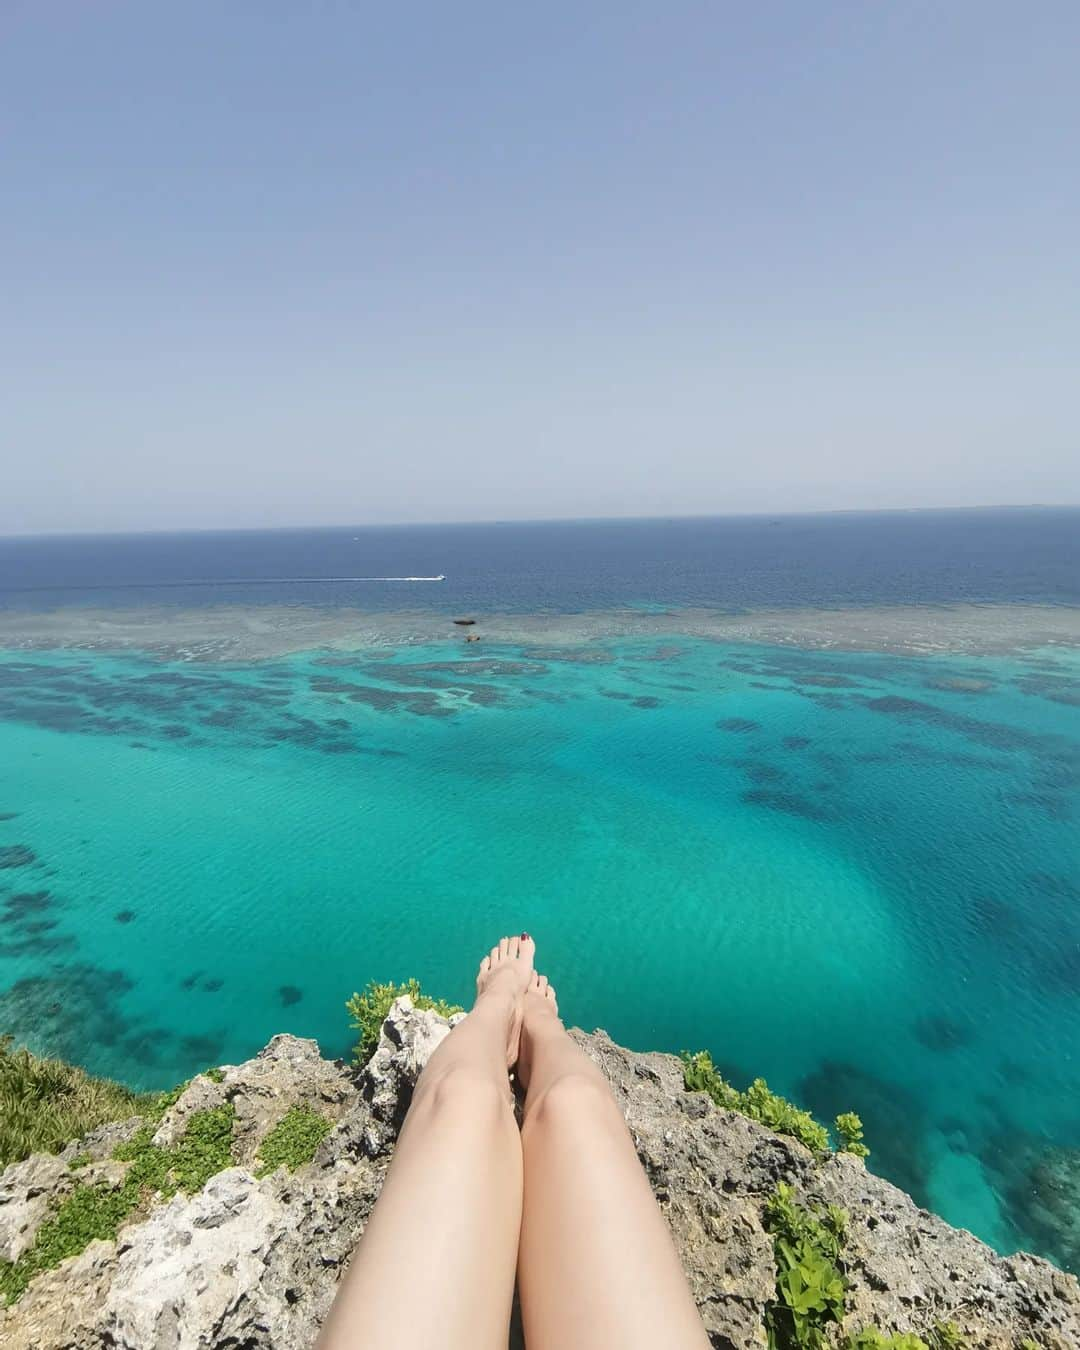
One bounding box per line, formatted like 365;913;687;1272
475;934;536;1067
516;971;560;1091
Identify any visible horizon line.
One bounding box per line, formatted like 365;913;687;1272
2;501;1077;543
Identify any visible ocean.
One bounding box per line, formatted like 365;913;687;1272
1;508;1078;1271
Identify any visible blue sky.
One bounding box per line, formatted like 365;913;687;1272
2;2;1078;533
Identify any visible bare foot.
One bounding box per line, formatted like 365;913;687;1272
475;933;536;1067
516;971;560;1091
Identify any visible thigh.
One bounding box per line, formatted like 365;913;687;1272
518;1073;710;1350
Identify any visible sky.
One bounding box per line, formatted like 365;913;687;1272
2;2;1078;535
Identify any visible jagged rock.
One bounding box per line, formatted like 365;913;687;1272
153;1034;359;1165
0;1152;71;1264
1;1004;1078;1348
358;996;463;1155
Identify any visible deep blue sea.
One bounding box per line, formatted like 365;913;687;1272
1;509;1078;1271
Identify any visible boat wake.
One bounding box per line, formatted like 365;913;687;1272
4;576;447;593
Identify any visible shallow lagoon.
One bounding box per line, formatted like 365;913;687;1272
1;627;1078;1269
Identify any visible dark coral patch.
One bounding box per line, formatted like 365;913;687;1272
717;718;760;733
0;931;77;959
736;760;785;785
740;788;830;822
202;977;224;993
0;962;143;1069
789;673;858;688
201;708;245;728
2;890;53;921
926;677;993;694
782;735;811;750
0;844;37;869
123;1028;170;1068
631;696;662;709
180;1032;226;1064
800;1060;930;1206
0;812;19;821
180;972;203;991
913;1014;976;1052
279;985;304;1006
114;910;136;924
981;1130;1080;1273
310;677;454;718
520;647;615;665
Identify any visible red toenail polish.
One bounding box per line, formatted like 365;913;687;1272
521;931;530;940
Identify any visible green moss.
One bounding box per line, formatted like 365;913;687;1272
682;1052;832;1154
204;1067;225;1084
0;1104;236;1306
68;1151;92;1171
346;979;463;1066
0;1036;150;1169
255;1106;333;1177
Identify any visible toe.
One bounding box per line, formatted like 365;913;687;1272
509;934;521;958
479;954;490;975
489;944;500;968
498;936;510;960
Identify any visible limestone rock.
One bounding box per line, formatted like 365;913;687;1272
358;995;461;1155
1;1004;1077;1349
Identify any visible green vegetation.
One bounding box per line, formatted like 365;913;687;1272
682;1052;833;1154
843;1327;968;1350
141;1079;188;1125
682;1051;869;1159
0;1036;151;1169
835;1111;870;1159
255;1105;333;1177
762;1184;969;1350
764;1182;847;1349
346;979;463;1066
0;1104;236;1306
844;1334;935;1350
204;1067;225;1084
68;1151;91;1171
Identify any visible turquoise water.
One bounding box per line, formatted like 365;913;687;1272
1;635;1079;1269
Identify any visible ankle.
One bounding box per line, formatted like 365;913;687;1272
471;987;516;1020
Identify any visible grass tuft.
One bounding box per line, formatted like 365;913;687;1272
254;1105;333;1177
0;1036;151;1170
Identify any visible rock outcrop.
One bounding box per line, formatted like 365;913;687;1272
1;999;1078;1348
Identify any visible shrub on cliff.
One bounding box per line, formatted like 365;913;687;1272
0;1036;151;1169
681;1051;871;1159
346;979;463;1065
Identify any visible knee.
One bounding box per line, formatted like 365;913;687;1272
523;1067;619;1136
412;1062;512;1123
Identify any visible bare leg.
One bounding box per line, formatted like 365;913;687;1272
316;936;535;1350
517;973;711;1350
